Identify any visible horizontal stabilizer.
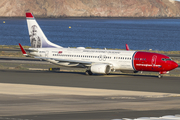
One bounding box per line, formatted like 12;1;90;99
19;43;29;56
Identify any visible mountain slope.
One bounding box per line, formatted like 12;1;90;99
0;0;180;17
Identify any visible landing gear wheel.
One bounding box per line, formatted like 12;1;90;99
85;70;93;75
158;74;163;78
106;73;110;75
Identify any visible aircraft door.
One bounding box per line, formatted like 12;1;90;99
152;55;157;69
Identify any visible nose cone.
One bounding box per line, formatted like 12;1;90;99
171;61;179;70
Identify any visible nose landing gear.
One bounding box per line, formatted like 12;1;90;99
158;74;163;78
158;71;169;78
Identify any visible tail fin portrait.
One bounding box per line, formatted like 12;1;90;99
26;13;62;48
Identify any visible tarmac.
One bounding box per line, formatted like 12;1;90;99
0;70;180;120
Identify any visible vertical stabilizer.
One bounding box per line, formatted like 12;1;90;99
26;13;62;48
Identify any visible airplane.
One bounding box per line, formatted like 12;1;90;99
19;12;179;78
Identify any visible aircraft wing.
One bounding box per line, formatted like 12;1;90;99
35;56;92;65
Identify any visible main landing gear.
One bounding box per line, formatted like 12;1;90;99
85;70;93;75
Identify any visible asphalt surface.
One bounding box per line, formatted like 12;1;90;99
0;57;46;61
1;110;180;120
0;70;180;93
0;48;21;51
0;69;180;120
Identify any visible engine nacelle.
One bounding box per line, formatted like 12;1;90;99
90;64;111;74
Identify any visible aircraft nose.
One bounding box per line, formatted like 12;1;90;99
171;61;179;70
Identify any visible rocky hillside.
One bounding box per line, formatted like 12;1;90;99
0;0;180;17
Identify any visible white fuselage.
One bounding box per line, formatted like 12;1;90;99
24;13;178;77
30;47;136;71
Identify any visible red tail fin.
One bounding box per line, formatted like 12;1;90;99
126;44;130;51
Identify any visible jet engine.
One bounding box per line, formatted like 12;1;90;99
90;64;111;74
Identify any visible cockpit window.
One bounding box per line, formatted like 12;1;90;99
162;58;172;61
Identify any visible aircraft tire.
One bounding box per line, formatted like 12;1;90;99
158;74;163;78
106;73;110;75
85;70;93;75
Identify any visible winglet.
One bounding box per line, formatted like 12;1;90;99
126;44;130;51
19;43;28;56
26;13;34;18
